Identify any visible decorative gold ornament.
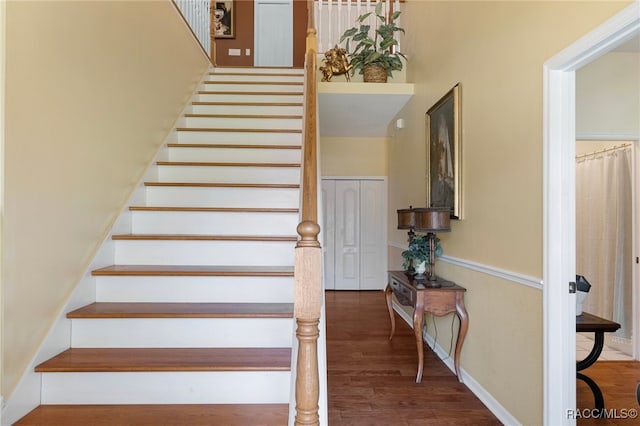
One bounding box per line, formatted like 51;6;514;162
319;45;353;82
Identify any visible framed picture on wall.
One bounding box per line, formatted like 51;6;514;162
213;1;234;39
426;83;462;219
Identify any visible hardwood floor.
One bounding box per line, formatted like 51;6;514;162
326;290;501;425
577;361;640;425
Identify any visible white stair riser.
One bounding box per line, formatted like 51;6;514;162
71;318;293;348
145;187;300;208
182;116;302;130
207;74;303;83
195;93;304;103
114;240;296;265
175;130;302;145
167;146;301;163
41;371;290;404
212;67;303;75
131;211;299;235
189;104;303;116
96;276;294;303
202;83;302;93
156;165;300;184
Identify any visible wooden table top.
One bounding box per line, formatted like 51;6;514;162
389;271;466;291
576;312;621;333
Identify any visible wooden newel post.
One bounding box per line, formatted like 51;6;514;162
294;220;322;426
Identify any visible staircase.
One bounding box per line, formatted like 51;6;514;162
15;67;305;425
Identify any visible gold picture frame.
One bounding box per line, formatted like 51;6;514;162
212;1;234;39
426;84;462;219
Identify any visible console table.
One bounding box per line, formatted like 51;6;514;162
576;312;621;416
385;271;469;383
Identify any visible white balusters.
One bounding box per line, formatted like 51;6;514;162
175;0;211;58
314;0;399;53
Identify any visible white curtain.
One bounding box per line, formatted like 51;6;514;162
576;146;633;342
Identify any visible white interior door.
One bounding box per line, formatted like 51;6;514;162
254;0;293;67
335;180;360;290
359;180;386;290
322;180;336;290
323;178;387;290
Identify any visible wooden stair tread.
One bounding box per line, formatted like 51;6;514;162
129;206;299;212
184;113;302;119
92;264;295;276
175;127;302;133
204;81;302;86
211;70;303;76
15;404;289;426
156;161;300;167
111;234;297;241
197;91;302;96
192;101;302;106
35;347;292;372
166;143;301;149
67;302;294;318
143;182;299;188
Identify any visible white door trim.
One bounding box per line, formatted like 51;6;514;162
543;2;640;425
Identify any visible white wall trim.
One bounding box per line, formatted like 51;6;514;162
439;255;542;290
576;133;639;141
391;301;521;426
388;242;543;290
321;175;387;181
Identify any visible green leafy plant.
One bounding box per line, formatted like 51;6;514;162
401;234;442;271
339;1;406;77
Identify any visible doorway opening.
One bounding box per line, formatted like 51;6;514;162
543;3;639;424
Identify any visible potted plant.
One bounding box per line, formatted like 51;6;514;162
339;1;406;82
401;234;442;279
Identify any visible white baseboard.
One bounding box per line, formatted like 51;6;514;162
392;300;520;426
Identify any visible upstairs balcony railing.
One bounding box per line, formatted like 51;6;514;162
315;0;402;53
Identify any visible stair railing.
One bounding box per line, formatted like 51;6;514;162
293;1;322;425
314;0;402;53
172;0;211;60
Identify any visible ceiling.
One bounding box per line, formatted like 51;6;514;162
318;82;414;137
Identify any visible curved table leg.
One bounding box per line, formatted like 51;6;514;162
454;293;469;383
413;299;425;383
385;284;395;340
577;372;606;418
576;330;607;416
577;331;604;371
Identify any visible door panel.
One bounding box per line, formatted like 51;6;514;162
254;0;293;67
321;180;336;290
360;180;386;290
323;179;386;291
335;181;360;290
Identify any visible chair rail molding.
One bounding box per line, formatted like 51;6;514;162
388;242;542;290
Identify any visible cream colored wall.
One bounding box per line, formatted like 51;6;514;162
2;0;209;397
389;1;630;424
577;51;640;139
320;136;387;176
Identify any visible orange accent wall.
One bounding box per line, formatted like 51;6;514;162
214;0;254;67
293;0;308;68
214;0;307;67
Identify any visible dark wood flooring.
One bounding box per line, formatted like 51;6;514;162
577;361;640;425
326;290;501;425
